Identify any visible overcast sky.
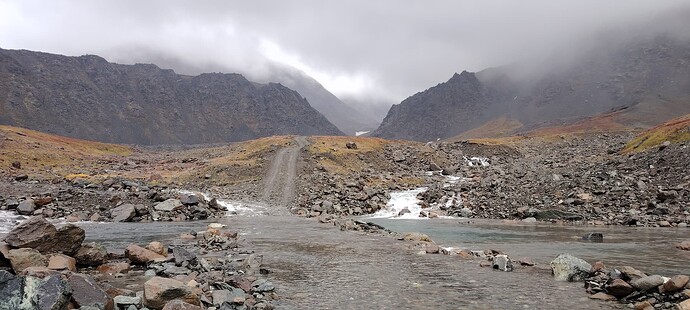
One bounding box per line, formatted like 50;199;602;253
1;0;689;111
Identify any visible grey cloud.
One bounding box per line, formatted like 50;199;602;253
1;0;689;114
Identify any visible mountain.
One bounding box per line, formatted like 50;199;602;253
257;65;380;135
0;48;343;145
372;34;690;141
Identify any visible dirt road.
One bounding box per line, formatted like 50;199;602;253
261;136;309;207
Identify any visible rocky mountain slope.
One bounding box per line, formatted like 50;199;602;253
0;48;343;145
372;34;690;141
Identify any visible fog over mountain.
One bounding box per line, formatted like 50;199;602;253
2;0;689;122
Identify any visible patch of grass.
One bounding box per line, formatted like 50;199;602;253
622;114;690;153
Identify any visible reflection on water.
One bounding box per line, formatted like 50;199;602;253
366;218;690;276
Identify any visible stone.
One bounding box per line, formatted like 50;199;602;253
17;199;36;215
492;255;513;272
519;257;535;266
97;262;131;275
155;199;184;212
662;275;689;293
0;270;23;309
479;260;491;267
54;224;86;255
135;204;150;216
397;208;411;216
125;244;166;265
635;301;654;310
162;299;203;310
111;204;136;222
0;241;10;259
588;292;616;301
114;295;141;307
252;279;275;293
37;275;72;310
619;266;647;281
212;289;244;307
677;240;690;251
144;277;199;309
678;299;690;310
8;248;47;273
47;254;77;271
630;275;665;291
402;232;433;242
20;266;60;278
68;273;114;310
173;247;197;265
582;232;603;242
607;278;634;298
550;253;591;282
3;216;58;252
425;244;440;254
147;241;167;256
522;217;537;223
345;141;358;149
180;194;199;206
74;243;108;266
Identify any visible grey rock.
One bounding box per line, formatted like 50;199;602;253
114;295;141;307
154;199;183;212
550;253;591;282
180;194;199;206
37;275;71;310
492;255;513;272
172;247;196;265
111;204;136;222
17;199;36;215
630;275;665;291
68;273;113;310
73;243;108;266
3;216;58;253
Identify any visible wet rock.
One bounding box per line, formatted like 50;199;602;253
662;275;689;292
144;276;199;309
8;248;48;273
582;232;603;242
397;208;411;216
619;266;647;281
3;216;58;251
74;242;108;266
67;273;114;310
17;199;36;215
162;299;203;310
155;199;184;212
97;262;131;275
607;278;635;298
630;275;665;291
47;254;76;272
492;255;513;272
111;204;136;222
677;240;690;251
550;253;591;282
125;244;166;265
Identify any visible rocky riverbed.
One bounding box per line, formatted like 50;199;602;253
0;216;277;310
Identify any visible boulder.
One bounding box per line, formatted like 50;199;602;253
113;295;141;308
74;242;108;266
53;224;86;255
17;199;36;215
607;278;634;298
630;275;665;291
47;254;77;272
550;253;591;282
212;289;245;307
662;275;689;293
126;244;166;265
111;204;136;222
618;266;647;281
144;277;199;309
147;241;167;256
492;255;513;272
68;273;114;310
155;199;184;212
37;275;72;310
97;262;131;275
179;194;199;206
3;216;58;252
8;248;47;273
678;299;690;310
0;270;24;309
345;141;358;149
172;247;197;265
162;299;203;310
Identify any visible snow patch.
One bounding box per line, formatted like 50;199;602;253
355;131;370;136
